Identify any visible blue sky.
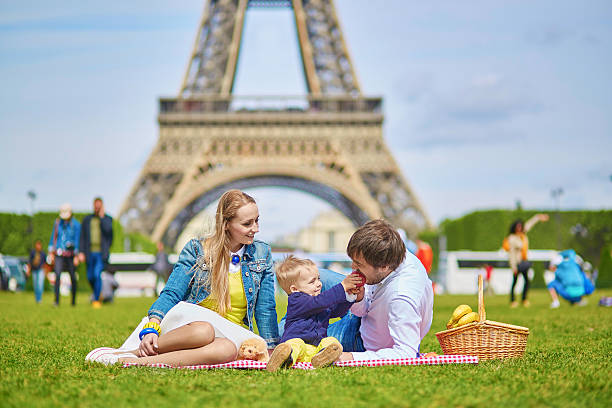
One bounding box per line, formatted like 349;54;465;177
1;0;611;243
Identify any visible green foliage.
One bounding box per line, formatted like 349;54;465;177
125;232;157;254
1;290;610;407
598;245;612;288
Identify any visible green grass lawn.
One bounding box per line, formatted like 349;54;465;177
1;289;611;408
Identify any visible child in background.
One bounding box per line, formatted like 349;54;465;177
548;249;595;308
27;240;47;304
267;256;362;371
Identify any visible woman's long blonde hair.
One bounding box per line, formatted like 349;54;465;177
202;189;256;316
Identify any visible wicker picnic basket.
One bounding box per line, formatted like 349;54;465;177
435;275;529;360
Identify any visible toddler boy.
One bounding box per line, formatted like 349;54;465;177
267;256;361;371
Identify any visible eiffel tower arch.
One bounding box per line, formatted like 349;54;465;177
119;0;432;247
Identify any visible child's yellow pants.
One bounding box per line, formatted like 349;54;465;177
283;336;340;364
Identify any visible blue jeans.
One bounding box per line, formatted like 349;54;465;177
87;252;104;301
278;269;365;352
32;268;44;303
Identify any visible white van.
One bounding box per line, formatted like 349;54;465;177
438;249;558;294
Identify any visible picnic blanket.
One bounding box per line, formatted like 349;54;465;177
121;354;478;370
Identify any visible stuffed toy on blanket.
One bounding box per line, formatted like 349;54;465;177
237;338;269;363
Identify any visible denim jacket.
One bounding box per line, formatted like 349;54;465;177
148;238;280;347
48;218;81;255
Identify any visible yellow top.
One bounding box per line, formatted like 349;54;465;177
200;270;248;328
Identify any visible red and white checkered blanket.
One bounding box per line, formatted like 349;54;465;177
122;354;478;370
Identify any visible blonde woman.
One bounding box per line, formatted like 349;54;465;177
87;190;279;366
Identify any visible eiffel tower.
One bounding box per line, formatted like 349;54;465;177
119;0;432;247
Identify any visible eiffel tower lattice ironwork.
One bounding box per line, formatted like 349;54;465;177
119;0;432;247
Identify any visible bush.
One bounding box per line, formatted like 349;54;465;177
597;245;612;288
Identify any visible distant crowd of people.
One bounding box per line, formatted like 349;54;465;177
25;196;176;308
26;197;114;308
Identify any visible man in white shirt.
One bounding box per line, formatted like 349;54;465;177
325;219;434;360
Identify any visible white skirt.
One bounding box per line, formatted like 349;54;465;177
119;301;263;351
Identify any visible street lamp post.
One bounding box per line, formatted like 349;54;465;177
27;190;37;215
551;187;563;250
26;190;37;236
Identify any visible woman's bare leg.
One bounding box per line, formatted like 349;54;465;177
158;321;215;353
120;337;237;367
122;321;215;356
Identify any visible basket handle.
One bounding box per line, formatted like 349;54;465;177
478;274;486;322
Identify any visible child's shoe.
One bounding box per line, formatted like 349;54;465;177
550;299;560;309
266;343;293;372
522;300;530;308
311;342;343;368
510;301;519;308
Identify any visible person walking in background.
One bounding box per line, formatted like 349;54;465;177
27;239;47;304
503;213;549;308
79;197;113;309
48;203;81;306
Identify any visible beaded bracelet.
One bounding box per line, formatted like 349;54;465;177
139;327;159;340
143;321;161;334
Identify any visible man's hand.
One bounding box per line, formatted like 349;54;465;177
338;352;353;362
78;253;85;263
73;256;80;267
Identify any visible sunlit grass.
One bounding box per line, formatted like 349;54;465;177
1;289;611;407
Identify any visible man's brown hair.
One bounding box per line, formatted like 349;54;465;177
347;219;406;271
274;255;317;294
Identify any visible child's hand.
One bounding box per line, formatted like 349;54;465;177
341;273;364;292
351;271;366;287
348;285;365;302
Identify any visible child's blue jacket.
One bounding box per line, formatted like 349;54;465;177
281;283;352;345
